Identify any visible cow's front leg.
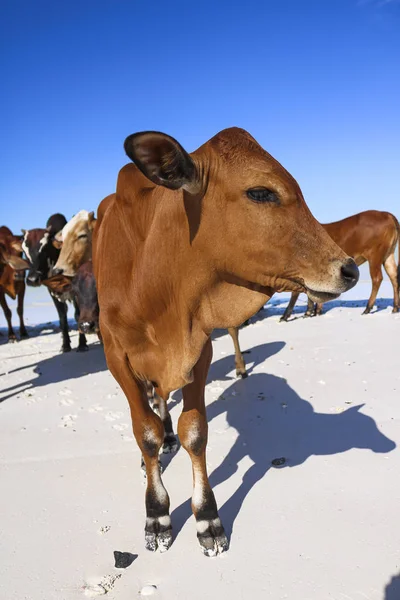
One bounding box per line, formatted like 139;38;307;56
179;338;228;557
107;351;172;552
51;295;71;352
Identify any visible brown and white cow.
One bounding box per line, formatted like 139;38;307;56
0;226;29;342
93;127;359;556
281;210;400;321
53;210;96;277
22;214;89;352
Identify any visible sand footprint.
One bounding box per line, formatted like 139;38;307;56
104;411;124;422
59;414;78;428
88;404;105;413
112;423;129;431
82;574;122;597
59;398;75;406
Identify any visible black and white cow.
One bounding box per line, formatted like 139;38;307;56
22;213;88;352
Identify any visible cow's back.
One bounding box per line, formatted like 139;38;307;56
324;210;398;260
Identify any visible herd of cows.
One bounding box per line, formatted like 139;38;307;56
1;127;399;557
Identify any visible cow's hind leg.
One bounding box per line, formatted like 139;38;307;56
179;338;228;557
227;327;247;378
74;299;89;351
147;382;178;453
304;296;315;317
363;260;383;315
0;291;16;342
314;302;324;316
51;295;71;351
280;292;299;322
16;281;28;338
383;253;399;313
107;351;172;552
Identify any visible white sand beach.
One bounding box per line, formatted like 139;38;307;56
1;279;399;600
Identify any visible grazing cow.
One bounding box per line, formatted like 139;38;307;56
93;127;359;556
0;226;29;341
281;210;400;321
22;214;88;352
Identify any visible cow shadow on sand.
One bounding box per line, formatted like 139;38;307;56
170;350;396;545
0;339;106;403
384;573;400;599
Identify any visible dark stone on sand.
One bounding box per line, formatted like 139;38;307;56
113;551;138;569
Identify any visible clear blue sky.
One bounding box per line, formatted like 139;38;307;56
1;0;399;233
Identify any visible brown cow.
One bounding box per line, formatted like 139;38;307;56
93;127;358;556
55;209;249;377
281;210;400;321
0;227;29;342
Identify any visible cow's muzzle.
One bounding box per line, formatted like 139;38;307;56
79;321;96;334
27;273;42;287
305;258;359;303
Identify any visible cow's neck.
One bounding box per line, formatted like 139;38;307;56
137;266;271;399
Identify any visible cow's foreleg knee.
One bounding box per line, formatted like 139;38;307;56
147;383;178;453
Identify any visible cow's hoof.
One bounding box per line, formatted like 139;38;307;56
145;516;173;552
197;518;229;557
61;345;71;353
162;435;179;454
279;316;288;322
236;370;248;379
392;307;399;314
8;336;17;343
362;309;371;315
20;331;29;339
77;345;89;353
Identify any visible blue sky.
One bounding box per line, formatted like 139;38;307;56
1;0;399;232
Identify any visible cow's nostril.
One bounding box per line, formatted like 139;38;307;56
341;260;359;288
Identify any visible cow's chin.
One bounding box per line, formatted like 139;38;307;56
305;288;341;303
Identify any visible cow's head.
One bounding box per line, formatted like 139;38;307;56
71;262;99;334
22;213;67;287
53;210;96;278
0;227;29;271
123;128;358;301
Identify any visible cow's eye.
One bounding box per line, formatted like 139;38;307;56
77;234;88;240
246;188;279;204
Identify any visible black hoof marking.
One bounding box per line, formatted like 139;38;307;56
77;345;89;353
145;516;173;553
237;371;248;379
196;518;229;557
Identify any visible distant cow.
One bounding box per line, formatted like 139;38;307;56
22;214;88;352
281;210;400;321
0;226;29;342
93;127;358;556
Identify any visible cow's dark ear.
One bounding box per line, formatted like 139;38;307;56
21;229;26;236
124;132;198;192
